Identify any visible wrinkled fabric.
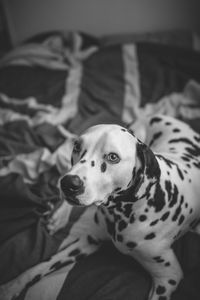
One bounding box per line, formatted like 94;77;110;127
58;234;200;300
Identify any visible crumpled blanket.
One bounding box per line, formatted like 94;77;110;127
0;115;76;282
138;80;200;120
0;31;98;70
130;80;200;140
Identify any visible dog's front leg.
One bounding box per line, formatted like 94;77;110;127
132;247;183;300
46;200;73;235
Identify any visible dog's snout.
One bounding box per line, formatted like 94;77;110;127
60;175;84;195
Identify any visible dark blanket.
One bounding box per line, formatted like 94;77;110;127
58;233;200;300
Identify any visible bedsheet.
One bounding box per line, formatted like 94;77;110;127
0;31;200;300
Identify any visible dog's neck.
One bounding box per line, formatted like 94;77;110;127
102;161;162;223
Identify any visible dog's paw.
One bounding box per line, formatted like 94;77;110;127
46;201;72;235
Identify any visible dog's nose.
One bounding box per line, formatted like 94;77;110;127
60;175;84;195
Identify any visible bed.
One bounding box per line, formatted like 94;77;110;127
0;29;200;300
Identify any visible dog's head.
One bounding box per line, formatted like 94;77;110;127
59;124;159;206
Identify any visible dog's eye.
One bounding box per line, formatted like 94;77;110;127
106;153;120;164
73;141;81;153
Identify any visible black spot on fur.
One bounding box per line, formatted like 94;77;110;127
118;220;127;232
117;234;123;242
165;262;170;267
184;153;194;160
28;274;42;285
71;156;74;166
132;166;136;178
157;154;186;182
173;128;181;133
137;143;161;180
116;201;123;212
165;180;172;200
153;256;161;261
94;212;99;224
186;146;200;157
150;116;163;125
80;159;86;163
153;256;165;263
150;219;159;226
147;183;165;212
80;149;87;159
101;162;107;173
160;211;170;221
145;232;156;240
157;155;173;168
121;128;126;132
168;279;177;286
129;168;143;192
194;135;200;142
181;156;190;162
114;187;122;193
193;161;200;169
91;160;95;167
169;138;200;157
139;215;147;222
126;241;137;249
156;285;166;295
127;128;134;136
138;181;156;201
149;131;163;147
169;184;179;208
180;195;184;205
165;122;171;126
176;165;184;180
105;218;116;240
124;204;132;218
172;203;182;222
178;215;185;225
49;260;75;272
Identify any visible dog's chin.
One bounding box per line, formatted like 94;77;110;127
65;196;81;206
60;191;81;206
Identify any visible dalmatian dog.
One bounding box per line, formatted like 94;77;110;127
1;114;200;300
58;114;200;300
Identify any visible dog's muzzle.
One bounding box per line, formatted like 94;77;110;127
60;175;84;205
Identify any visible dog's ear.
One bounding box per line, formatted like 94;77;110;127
136;142;161;180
